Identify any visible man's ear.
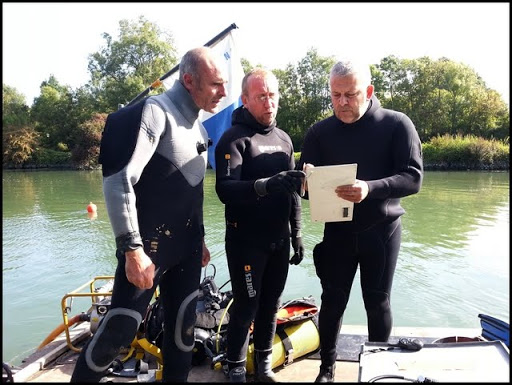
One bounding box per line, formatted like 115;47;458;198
366;84;375;100
241;93;249;106
182;73;194;91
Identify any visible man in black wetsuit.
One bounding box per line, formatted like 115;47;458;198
215;68;306;382
70;47;227;382
297;59;423;382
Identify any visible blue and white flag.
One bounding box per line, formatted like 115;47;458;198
162;30;244;170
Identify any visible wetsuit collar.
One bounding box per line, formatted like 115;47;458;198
360;95;380;121
232;105;276;134
164;80;201;124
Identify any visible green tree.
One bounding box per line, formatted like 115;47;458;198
2;84;30;128
87;16;178;112
70;113;107;169
240;57;253;74
275;48;335;150
375;56;509;142
2;85;43;167
372;55;407;109
465;88;510;140
30;75;76;149
72;84;103;123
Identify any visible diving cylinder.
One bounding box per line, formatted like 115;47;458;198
245;318;320;374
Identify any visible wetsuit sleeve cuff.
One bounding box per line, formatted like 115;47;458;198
115;231;143;253
366;179;390;199
254;178;270;197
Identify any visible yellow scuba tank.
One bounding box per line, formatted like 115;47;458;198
246;315;320;374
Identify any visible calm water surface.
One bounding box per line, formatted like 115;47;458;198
2;169;509;365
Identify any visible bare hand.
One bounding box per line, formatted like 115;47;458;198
201;238;211;267
302;163;315;193
125;248;155;289
335;179;369;203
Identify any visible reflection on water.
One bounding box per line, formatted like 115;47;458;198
2;169;509;365
402;172;509;250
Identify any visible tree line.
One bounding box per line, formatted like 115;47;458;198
3;16;509;169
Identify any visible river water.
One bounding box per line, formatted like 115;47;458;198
2;169;509;365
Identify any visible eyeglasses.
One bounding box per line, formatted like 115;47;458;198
253;94;279;103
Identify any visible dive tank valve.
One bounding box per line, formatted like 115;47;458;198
89;297;112;334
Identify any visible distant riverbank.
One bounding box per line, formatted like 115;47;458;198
3;134;509;172
422;161;509;171
3;161;510;172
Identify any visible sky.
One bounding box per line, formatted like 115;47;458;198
3;2;510;106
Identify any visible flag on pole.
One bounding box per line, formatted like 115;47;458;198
161;29;244;170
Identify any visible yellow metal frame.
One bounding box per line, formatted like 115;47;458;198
60;276;163;380
60;276;115;352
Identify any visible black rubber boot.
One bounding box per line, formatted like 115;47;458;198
314;364;335;383
254;349;277;382
228;366;247;383
228;361;247;383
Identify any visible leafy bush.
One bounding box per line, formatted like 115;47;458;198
2;126;40;166
31;148;72;165
422;134;509;169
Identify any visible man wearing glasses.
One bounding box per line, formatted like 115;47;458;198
215;68;306;382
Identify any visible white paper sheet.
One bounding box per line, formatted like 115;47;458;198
305;164;358;222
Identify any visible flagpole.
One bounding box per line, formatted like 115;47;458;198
125;23;239;107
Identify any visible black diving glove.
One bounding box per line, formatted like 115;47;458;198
290;236;304;265
254;170;306;196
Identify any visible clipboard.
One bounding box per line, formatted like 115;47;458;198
305;163;358;222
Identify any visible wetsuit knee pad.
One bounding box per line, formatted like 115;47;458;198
85;308;142;372
174;289;200;352
363;290;390;315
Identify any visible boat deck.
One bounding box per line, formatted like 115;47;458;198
10;323;490;383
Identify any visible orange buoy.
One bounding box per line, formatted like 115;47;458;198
87;202;97;213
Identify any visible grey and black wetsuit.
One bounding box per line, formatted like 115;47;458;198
215;106;302;367
71;80;208;382
298;95;423;368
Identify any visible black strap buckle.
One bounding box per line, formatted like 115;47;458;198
277;328;294;366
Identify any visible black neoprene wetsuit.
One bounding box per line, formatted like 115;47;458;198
298;95;423;368
215;106;302;367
